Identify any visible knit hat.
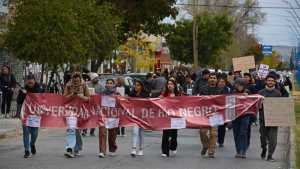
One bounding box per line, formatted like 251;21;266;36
89;72;99;80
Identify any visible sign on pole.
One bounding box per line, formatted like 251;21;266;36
263;97;296;127
262;45;272;56
232;56;256;71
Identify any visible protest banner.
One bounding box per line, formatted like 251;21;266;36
21;93;263;130
263;97;296;126
232;56;256;71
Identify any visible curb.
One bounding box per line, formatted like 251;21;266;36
289;127;296;169
0;128;18;139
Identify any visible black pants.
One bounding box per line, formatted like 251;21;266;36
161;129;178;156
260;126;278;157
1;90;12;115
117;127;125;135
217;124;226;145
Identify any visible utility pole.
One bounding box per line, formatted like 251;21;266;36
192;0;199;68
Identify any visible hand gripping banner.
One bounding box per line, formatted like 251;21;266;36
21;93;263;130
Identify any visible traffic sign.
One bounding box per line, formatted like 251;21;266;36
262;45;272;55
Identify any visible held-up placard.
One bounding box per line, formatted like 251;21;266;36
258;64;269;78
101;96;116;108
232;56;255;71
171;118;186;129
263;97;295;126
26;115;41;127
105;118;119;129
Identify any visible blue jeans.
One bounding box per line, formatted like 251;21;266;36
65;129;82;152
22;125;39;152
132;126;144;150
232;115;251;155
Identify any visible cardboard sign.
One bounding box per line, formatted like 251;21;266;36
232;56;256;71
264;98;295;127
258;64;269;78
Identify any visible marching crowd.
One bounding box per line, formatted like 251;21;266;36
0;65;293;162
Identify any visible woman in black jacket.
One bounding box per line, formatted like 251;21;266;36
129;79;149;157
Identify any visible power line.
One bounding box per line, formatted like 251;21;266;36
175;3;300;10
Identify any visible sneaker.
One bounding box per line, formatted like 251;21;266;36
109;152;116;156
137;150;144;156
74;151;81;157
241;154;246;159
208;153;215;158
235;154;242;158
267;156;276;162
64;148;74;158
201;148;208;156
98;153;105;158
30;145;36;155
171;150;177;156
161;154;168;157
131;149;137;157
218;144;224;148
261;149;267;159
24;151;31;158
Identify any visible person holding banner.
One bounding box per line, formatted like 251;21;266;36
216;76;231;148
231;78;254;159
198;73;223;158
18;75;43;158
258;74;282;162
63;72;90;158
129;79;149;157
98;79;118;158
160;79;180;157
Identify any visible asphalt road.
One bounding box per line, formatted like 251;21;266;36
0;126;289;169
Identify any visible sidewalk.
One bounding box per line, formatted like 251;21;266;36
0;119;22;139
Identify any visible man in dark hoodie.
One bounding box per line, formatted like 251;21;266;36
199;73;223;158
193;69;210;95
258;74;282;162
17;75;43;158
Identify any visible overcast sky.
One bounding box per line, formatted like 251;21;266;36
255;0;299;47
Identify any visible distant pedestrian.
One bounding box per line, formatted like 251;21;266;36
0;65;16;118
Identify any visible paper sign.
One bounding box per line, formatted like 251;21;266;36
105;118;119;129
263;97;295;126
26;115;41;127
88;88;95;95
209;114;224;127
258;64;269;78
101;96;116;108
225;95;236;121
187;89;193;96
171;118;186;129
116;87;125;96
66;117;77;129
232;56;256;71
